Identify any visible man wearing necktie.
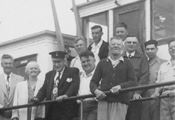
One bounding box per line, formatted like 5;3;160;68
123;36;149;120
33;51;80;120
6;75;10;97
0;54;24;120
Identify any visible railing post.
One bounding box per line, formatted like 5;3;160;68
79;99;84;120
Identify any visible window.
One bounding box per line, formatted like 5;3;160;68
152;0;175;40
83;12;108;44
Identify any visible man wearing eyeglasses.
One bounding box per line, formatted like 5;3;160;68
151;40;175;120
123;36;149;120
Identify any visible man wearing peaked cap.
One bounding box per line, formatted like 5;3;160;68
32;51;80;120
49;51;67;59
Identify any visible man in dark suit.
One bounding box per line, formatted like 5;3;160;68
88;25;109;60
123;36;149;120
32;51;80;120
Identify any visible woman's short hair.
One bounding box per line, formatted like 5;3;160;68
25;61;41;74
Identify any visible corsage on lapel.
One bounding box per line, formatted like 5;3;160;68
66;78;72;83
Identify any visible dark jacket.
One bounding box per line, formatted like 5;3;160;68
36;66;80;119
123;50;149;94
90;58;137;105
88;41;109;60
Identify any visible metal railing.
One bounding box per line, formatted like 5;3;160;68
0;81;175;112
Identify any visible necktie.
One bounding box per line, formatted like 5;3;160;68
128;54;132;59
6;75;10;97
52;72;61;100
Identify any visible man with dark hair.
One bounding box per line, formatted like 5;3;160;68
141;40;166;120
32;51;80;120
0;54;24;120
77;50;98;120
115;22;128;41
90;37;137;120
123;36;149;120
152;40;175;120
88;25;109;60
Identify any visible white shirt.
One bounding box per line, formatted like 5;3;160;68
156;60;175;89
3;72;12;86
108;56;124;68
91;40;103;58
54;67;65;82
78;70;95;101
126;51;135;58
156;60;175;94
70;56;84;74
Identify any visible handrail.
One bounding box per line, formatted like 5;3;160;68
130;94;173;102
0;81;175;111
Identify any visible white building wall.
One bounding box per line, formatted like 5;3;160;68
0;30;75;81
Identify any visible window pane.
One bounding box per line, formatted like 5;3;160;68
153;0;175;39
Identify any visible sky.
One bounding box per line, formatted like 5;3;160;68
0;0;87;43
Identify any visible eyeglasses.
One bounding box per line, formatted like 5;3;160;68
169;46;175;50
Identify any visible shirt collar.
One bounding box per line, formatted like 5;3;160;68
108;56;124;62
166;59;175;67
55;67;65;79
3;72;12;83
149;56;161;66
81;69;95;78
92;40;103;48
126;51;135;57
75;56;80;61
60;67;65;75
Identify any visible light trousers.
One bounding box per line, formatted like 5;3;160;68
97;101;128;120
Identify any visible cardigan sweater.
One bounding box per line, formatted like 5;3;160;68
90;58;137;105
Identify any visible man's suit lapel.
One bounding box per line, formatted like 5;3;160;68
0;74;8;98
98;41;105;56
48;70;56;99
88;44;92;51
58;67;68;89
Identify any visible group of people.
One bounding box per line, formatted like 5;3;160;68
0;22;174;120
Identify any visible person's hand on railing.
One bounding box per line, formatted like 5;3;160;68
151;92;160;98
133;93;142;100
1;110;12;118
110;85;121;95
94;89;106;100
30;97;39;103
0;105;11;118
12;117;19;120
56;95;68;102
168;92;175;98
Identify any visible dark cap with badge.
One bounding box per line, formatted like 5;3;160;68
49;51;67;59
